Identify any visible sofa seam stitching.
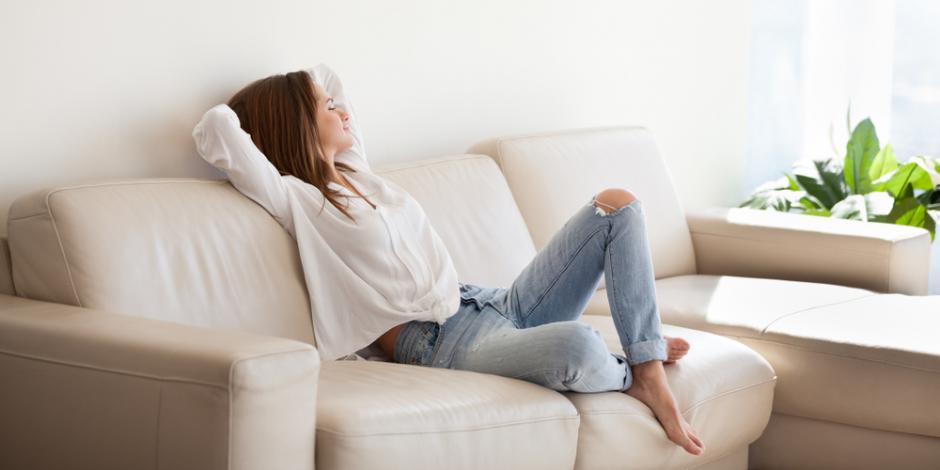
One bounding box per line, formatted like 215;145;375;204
738;336;940;374
7;179;227;222
316;414;580;438
576;377;777;417
690;231;896;256
682;447;744;470
688;217;926;242
770;410;939;440
45;192;82;307
759;293;877;334
681;377;777;414
0;346;313;390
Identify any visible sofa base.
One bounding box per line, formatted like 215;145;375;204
749;412;940;470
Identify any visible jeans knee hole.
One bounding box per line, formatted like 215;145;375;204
592;198;639;217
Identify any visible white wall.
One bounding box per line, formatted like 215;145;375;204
0;0;752;236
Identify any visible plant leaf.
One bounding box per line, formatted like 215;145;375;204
829;192;893;222
793;158;846;209
830;195;868;221
908;156;940;187
785;173;800;191
878;160;938;197
865;191;895;217
868;143;899;182
885;185;932;241
843;118;880;195
925;212;936;242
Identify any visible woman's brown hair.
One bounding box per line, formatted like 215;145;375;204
227;70;372;223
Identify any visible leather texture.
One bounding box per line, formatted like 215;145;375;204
568;317;776;470
0;293;320;470
315;360;580;470
375;154;538;288
687;207;931;295
746;293;940;438
466;126;698;292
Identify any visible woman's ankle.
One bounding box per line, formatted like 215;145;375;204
631;359;666;380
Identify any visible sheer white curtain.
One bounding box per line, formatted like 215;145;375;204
743;0;896;197
744;0;940;294
800;0;895;162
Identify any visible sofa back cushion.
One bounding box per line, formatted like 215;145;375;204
6;179;314;344
468;126;697;280
375;154;538;288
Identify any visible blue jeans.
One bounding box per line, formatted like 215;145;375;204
393;195;667;393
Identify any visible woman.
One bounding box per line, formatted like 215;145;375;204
192;64;704;456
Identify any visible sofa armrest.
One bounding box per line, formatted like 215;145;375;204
0;294;320;470
686;207;932;295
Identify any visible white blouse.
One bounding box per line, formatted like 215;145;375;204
192;64;461;361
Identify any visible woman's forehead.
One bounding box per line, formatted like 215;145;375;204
313;82;330;101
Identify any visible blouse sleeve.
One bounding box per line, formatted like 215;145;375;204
308;64;371;173
192;104;295;234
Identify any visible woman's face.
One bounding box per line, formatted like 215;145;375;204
313;82;354;160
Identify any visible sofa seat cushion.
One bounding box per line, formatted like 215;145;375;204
584;274;878;339
316;360;580;470
569;316;777;470
749;293;940;439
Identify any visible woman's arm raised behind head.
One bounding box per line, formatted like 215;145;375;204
192;104;295;235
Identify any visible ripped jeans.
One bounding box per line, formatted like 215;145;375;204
393;194;667;392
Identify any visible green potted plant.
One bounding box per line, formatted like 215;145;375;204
740;117;940;241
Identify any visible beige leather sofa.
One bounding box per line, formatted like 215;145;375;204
0;126;934;469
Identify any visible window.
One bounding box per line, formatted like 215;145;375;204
743;0;940;195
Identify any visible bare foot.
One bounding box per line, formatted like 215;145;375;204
664;336;690;364
624;360;705;456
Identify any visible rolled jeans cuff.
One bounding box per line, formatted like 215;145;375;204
624;337;667;365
